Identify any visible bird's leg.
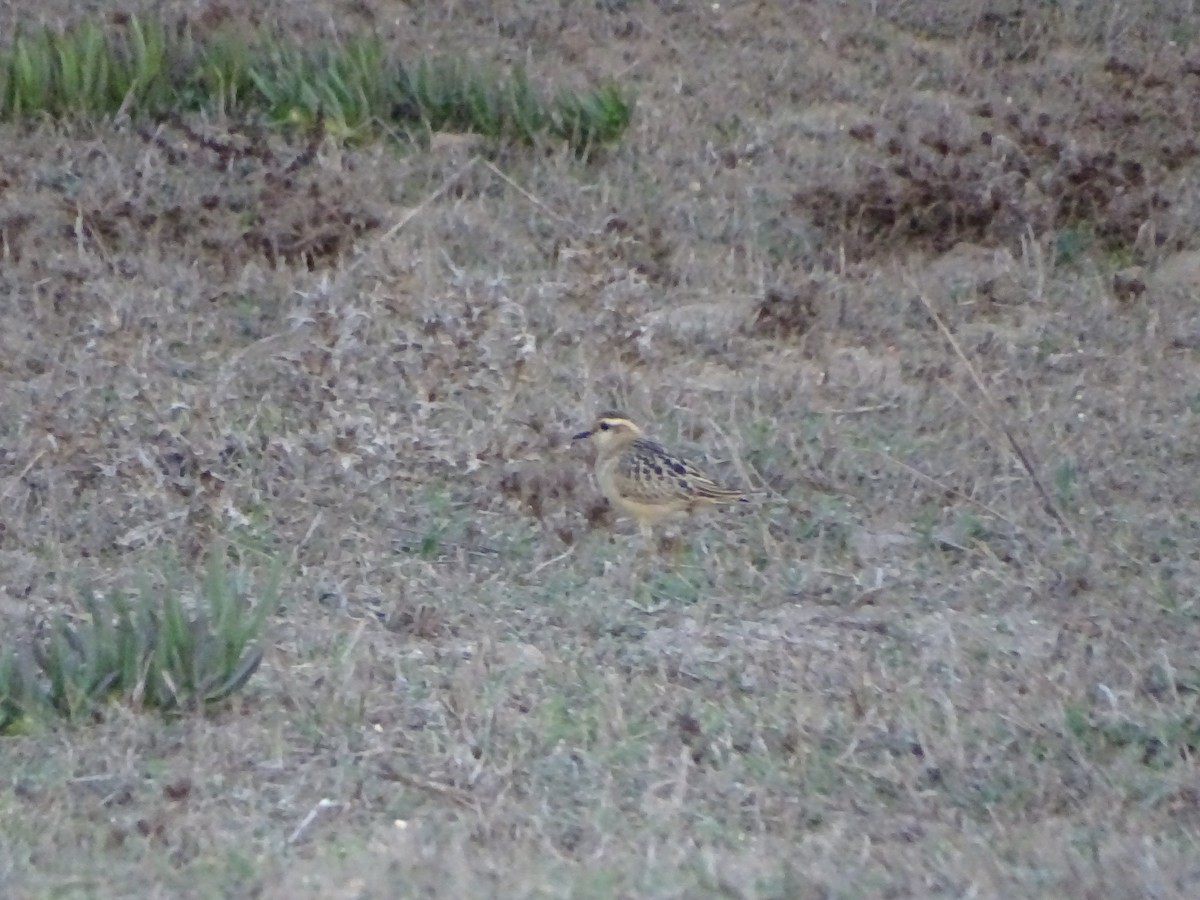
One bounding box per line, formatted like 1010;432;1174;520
631;523;655;601
661;527;685;564
639;522;655;553
627;525;681;615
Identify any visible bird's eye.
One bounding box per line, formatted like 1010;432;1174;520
599;422;610;431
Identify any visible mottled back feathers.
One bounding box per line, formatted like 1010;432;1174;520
609;438;746;506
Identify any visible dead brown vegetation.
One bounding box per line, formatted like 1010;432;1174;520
2;1;1200;898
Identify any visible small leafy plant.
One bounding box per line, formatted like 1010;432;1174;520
0;553;278;735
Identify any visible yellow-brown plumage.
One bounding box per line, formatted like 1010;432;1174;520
572;412;749;537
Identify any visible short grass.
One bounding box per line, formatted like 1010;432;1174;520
3;1;1200;898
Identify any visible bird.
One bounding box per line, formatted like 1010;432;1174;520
572;412;751;544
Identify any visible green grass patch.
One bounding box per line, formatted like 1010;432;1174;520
0;16;633;153
0;551;279;734
1065;703;1200;770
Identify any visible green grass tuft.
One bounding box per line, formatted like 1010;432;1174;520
0;16;634;153
0;552;278;734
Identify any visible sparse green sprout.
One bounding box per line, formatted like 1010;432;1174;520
0;554;278;735
120;15;169;107
419;528;443;560
191;33;255;112
10;30;54;116
551;82;634;149
248;42;362;134
0;648;44;734
1053;459;1077;509
1052;225;1094;268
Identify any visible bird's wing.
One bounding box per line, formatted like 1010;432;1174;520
614;439;745;504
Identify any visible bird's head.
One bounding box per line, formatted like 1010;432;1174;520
572;412;642;454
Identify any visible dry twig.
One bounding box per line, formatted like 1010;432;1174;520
916;290;1072;534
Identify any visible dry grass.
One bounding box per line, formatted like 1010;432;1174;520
3;1;1200;897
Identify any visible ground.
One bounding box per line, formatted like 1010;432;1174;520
2;1;1200;897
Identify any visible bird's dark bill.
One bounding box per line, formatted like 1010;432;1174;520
572;430;592;441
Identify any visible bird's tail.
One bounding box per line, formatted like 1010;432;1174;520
694;483;753;503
